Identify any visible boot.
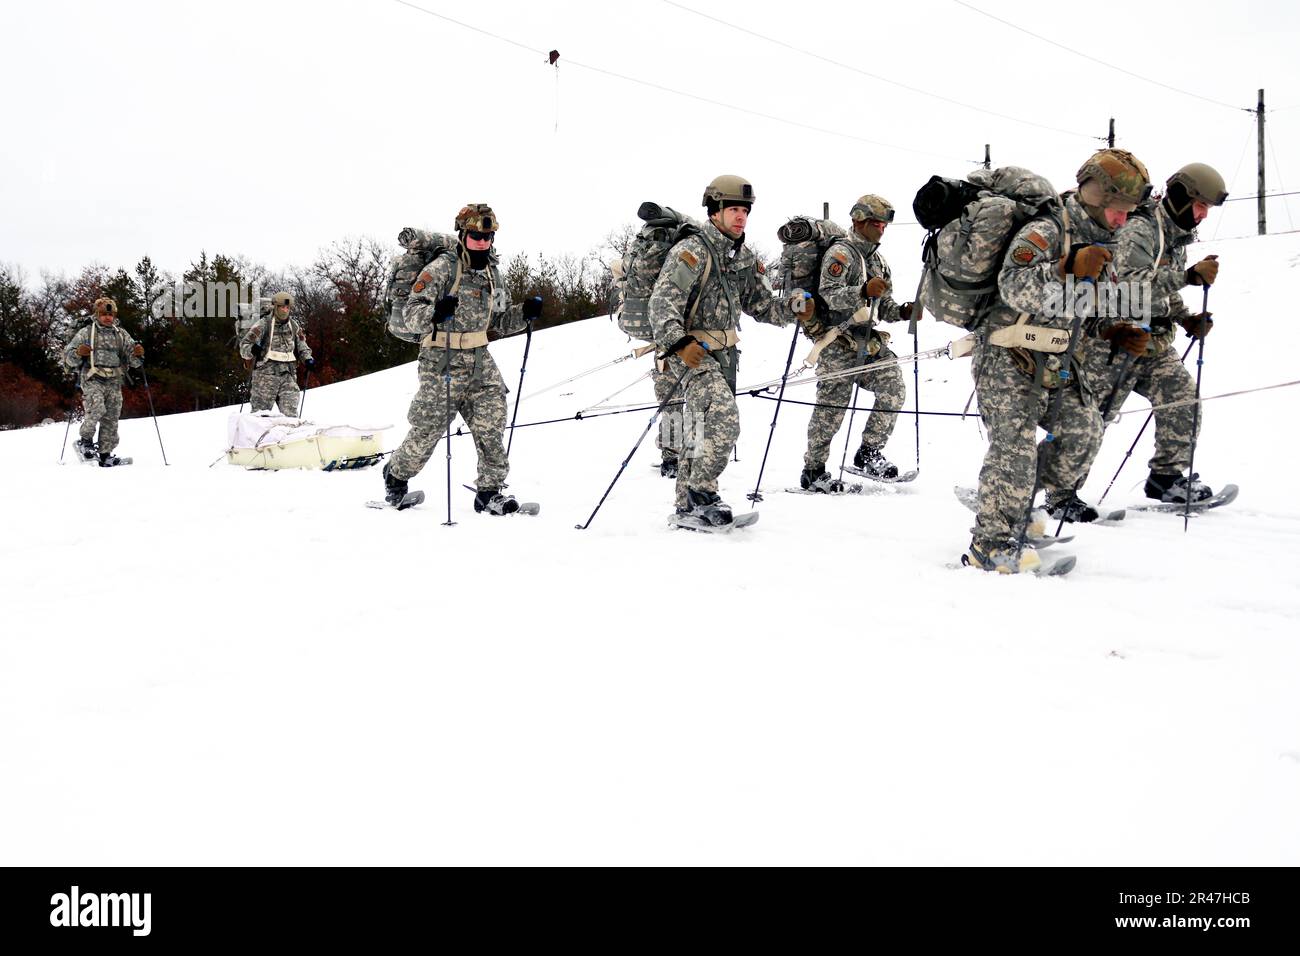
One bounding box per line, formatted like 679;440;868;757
659;457;678;479
1045;492;1100;523
73;438;97;462
97;451;124;467
680;487;733;526
474;487;520;515
853;444;898;479
965;539;1042;575
1145;471;1213;504
382;461;408;506
800;466;845;494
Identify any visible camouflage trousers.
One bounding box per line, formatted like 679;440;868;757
804;338;905;469
1078;337;1199;476
972;344;1101;547
664;351;741;511
389;346;510;490
79;377;124;454
653;361;679;463
250;362;301;416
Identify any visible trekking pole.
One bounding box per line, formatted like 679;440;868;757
238;361;254;414
297;365;312;419
1097;337;1197;504
140;367;168;466
747;296;808;502
58;387;80;463
506;308;537;457
441;329;456;528
576;364;690;531
1182;285;1211;532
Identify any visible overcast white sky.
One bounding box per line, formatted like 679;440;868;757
2;0;1298;285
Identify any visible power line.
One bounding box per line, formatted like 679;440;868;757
659;0;1102;142
950;0;1254;114
389;0;974;163
1224;190;1300;202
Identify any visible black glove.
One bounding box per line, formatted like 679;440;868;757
304;358;315;369
522;296;543;322
432;295;458;323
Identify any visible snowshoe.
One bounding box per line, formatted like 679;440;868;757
679;487;733;527
73;439;97;462
800;466;846;494
1145;471;1213;504
382;461;409;507
1131;484;1238;514
1045;493;1100;524
97;453;131;467
366;490;425;511
474;487;521;515
670;510;759;533
963;540;1043;575
852;445;898;480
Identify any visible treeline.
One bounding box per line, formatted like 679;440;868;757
0;236;624;429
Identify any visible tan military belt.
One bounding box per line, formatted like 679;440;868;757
265;349;297;362
689;328;739;350
421;330;489;350
987;314;1070;353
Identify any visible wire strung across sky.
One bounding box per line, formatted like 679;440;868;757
659;0;1103;142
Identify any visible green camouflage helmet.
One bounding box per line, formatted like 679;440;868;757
702;174;755;207
849;194;896;223
271;291;294;308
1167;163;1228;206
455;203;499;233
1077;148;1152;206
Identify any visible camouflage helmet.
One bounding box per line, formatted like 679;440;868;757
93;297;117;316
1167;163;1228;206
849;194;896;223
702;174;755;208
455;203;499;233
1076;148;1152;207
271;291;294;308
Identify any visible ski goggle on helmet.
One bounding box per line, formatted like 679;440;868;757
849;194;896;224
1077;149;1152;210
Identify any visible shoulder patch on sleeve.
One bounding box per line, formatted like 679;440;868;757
827;261;845;277
1026;231;1049;252
755;260;766;275
830;250;850;265
678;249;699;269
1010;243;1037;265
412;270;433;294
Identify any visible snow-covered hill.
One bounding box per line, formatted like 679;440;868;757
3;232;1299;865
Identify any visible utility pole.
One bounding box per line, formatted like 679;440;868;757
1107;118;1115;148
983;144;990;169
1258;89;1267;235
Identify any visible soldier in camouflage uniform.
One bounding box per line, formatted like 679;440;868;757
648;175;810;525
968;149;1151;572
383;204;543;514
63;297;144;466
799;195;915;491
239;291;314;415
1053;163;1226;514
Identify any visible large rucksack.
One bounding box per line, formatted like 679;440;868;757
913;166;1058;329
386;227;459;342
613;202;706;342
775;216;847;301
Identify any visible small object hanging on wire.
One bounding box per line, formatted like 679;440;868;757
547;50;561;133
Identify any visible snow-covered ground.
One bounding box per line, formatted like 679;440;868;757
3;233;1299;866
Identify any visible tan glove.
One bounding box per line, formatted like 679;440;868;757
1061;245;1112;281
862;277;888;299
76;344;91;357
132;344;144;357
1179;312;1213;339
678;339;708;369
1187;255;1219;286
1101;324;1151;357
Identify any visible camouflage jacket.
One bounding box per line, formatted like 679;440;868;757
810;233;902;337
63;320;142;382
398;249;526;342
240;315;312;365
994;191;1117;333
648;219;792;352
1114;202;1195;348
